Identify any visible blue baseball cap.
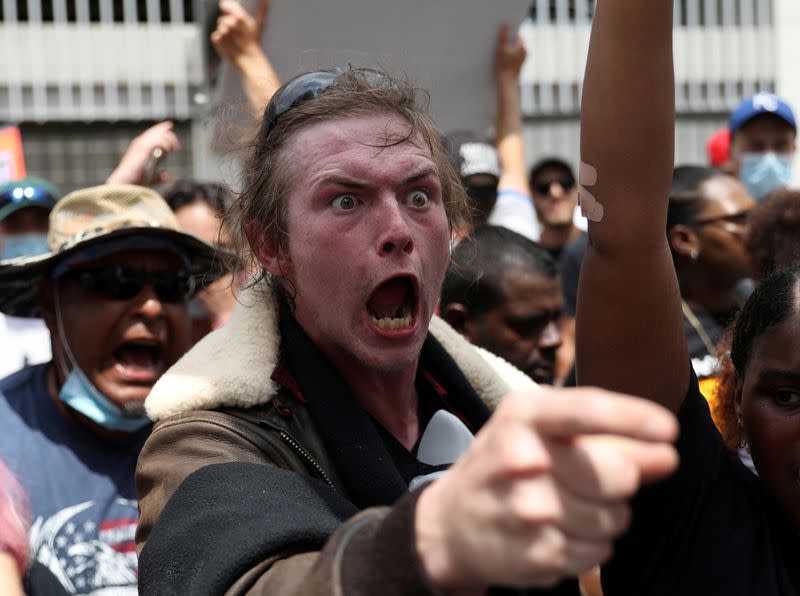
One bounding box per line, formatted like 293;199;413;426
729;93;797;136
0;176;60;221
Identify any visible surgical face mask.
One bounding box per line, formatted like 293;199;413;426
53;287;151;433
739;152;793;200
59;367;151;432
1;233;49;260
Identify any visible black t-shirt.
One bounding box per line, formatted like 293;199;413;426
602;370;800;595
559;233;588;317
372;371;451;486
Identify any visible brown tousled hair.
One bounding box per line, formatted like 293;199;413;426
224;67;470;286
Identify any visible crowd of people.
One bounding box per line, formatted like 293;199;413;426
1;0;799;594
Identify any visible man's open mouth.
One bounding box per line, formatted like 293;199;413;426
366;276;417;331
113;340;164;374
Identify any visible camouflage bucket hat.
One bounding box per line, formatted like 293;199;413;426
0;184;225;318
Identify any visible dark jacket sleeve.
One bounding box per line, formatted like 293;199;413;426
136;414;443;596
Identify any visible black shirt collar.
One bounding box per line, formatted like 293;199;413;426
277;304;490;509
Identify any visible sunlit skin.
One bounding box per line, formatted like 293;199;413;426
251;114;451;448
468;271;563;385
174;200;231;249
39;250;192;417
735;308;800;526
530;164;579;228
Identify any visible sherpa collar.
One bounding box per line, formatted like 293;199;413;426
145;280;538;422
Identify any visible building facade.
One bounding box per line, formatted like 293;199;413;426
0;0;790;191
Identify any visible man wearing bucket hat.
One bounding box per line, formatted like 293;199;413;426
0;184;220;594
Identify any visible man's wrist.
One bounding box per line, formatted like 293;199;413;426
231;46;269;73
414;482;485;594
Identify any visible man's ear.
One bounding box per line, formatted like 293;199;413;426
668;224;700;260
441;302;475;341
245;220;285;277
38;279;57;334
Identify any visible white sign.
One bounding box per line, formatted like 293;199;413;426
216;0;530;139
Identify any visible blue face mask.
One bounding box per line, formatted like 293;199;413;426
1;233;49;260
58;367;151;433
739;152;793;200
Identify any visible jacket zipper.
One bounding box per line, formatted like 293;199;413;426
279;432;336;490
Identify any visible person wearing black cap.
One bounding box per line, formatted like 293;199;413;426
728;92;797;200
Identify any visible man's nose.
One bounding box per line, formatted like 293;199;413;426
549;183;565;198
539;320;562;350
134;284;167;320
377;200;414;256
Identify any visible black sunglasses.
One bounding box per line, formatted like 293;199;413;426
533;177;576;196
263;67;391;135
694;211;750;228
61;265;195;304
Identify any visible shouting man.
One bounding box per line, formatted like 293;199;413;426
135;68;678;595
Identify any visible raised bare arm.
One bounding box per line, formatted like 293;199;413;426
494;24;530;196
576;0;688;411
212;0;280;119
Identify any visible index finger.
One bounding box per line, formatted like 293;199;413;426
504;387;679;443
218;0;245;17
496;23;510;53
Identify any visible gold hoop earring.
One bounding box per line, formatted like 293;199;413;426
737;415;748;449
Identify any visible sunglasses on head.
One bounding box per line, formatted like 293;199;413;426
532;177;576;196
264;67;391;136
59;265;195;304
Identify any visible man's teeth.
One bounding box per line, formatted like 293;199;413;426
371;315;412;330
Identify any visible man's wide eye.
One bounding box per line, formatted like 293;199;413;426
406;190;429;208
331;195;358;210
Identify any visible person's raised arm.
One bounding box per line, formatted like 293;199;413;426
106;121;180;186
211;0;280;119
576;0;687;411
494;24;530;196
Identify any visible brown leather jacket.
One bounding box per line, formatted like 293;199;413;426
135;283;538;596
136;397;444;595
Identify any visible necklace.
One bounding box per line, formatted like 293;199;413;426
681;300;718;356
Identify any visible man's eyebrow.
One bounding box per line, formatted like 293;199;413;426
405;168;438;184
316;168;438;189
317;176;367;190
756;370;800;384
